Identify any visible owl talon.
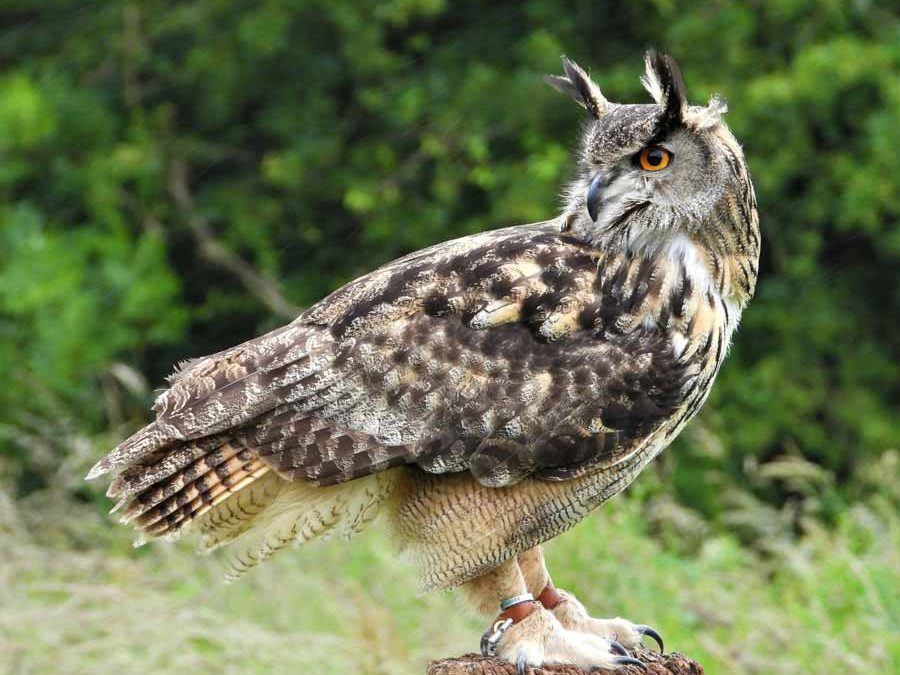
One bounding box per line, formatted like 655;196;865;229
613;656;647;670
609;640;629;656
516;649;528;675
481;618;513;657
636;624;664;653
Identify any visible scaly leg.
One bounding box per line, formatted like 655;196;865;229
460;556;645;672
517;545;664;653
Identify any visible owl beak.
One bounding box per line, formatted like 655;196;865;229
586;172;604;221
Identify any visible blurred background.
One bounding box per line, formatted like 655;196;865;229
0;2;897;674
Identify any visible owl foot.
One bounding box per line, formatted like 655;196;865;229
542;586;664;653
482;604;647;673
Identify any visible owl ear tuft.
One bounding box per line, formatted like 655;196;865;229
641;50;687;127
544;56;608;119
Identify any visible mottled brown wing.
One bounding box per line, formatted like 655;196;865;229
92;221;689;493
254;222;689;487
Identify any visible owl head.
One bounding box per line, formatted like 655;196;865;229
546;52;753;256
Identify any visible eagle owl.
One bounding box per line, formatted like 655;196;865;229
88;52;759;671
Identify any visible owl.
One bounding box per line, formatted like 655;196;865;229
88;52;759;672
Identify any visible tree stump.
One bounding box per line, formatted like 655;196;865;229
427;650;703;675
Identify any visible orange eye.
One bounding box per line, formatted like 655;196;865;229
638;146;671;171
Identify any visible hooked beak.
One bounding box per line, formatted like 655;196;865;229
586;172;604;222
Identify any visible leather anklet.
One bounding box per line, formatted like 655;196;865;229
536;580;566;610
496;592;537;624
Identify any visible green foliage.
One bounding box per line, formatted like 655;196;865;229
0;2;897;534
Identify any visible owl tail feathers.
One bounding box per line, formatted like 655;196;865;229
94;435;271;549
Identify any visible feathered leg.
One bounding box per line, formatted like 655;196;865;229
460;557;644;672
517;545;664;654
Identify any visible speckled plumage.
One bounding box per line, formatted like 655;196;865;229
88;52;758;668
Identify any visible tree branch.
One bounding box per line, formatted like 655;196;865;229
167;158;302;320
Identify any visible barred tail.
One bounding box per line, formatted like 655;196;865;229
107;438;271;542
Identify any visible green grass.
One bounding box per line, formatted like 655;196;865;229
1;487;896;675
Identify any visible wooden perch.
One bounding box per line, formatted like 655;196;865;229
427;650;703;675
